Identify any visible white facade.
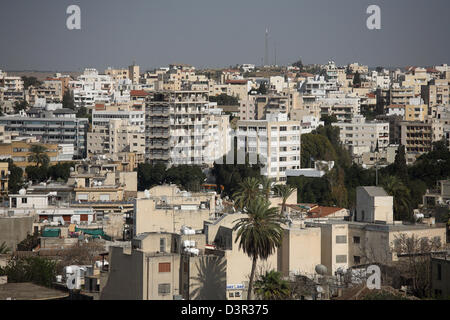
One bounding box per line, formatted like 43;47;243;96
332;116;389;156
237;113;301;182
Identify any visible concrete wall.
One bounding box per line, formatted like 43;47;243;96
0;216;34;251
278;226;321;277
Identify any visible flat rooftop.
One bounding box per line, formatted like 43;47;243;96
0;282;69;300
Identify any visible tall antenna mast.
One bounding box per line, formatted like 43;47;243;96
264;27;269;67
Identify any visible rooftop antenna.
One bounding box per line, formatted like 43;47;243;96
274;41;277;67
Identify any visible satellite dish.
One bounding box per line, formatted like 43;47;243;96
316;285;324;293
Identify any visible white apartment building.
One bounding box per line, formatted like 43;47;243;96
332;115;389;156
145;88;227;166
237;113;301;182
69;68;115;108
92;109;145;132
299;115;324;134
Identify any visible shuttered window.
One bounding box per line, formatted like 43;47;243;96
158;262;171;273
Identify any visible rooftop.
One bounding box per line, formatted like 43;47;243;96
0;282;69;300
361;186;389;197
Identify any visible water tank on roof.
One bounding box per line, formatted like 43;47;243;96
315;264;328;275
19;188;26;195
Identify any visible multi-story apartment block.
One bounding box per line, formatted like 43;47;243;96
332;116;389;156
421;78;450;108
92;104;145;132
87;119;145;157
318;93;361;122
26;80;63;105
69;68;115;108
240;90;301;120
0;109;88;158
399;120;433;164
389;86;415;105
145;87;221;166
105;67;129;82
237;113;301;182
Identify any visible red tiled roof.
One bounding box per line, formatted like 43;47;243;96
95;103;106;110
130;90;149;96
225;79;247;84
299;72;313;77
366;93;376;98
308;206;344;218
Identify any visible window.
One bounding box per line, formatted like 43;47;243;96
158;283;171;295
21;198;27;204
353;236;361;244
158;262;171;273
361;210;365;220
336;235;347;244
336;255;347;263
354;256;361;264
229;292;234;298
235;291;241;298
160;238;166;253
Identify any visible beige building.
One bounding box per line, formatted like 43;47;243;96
399;120;432;164
101;231;226;300
128;64;140;84
204;213;278;300
431;255;450;298
87;119;145;157
278;221;322;278
133;185;216;236
105;67;129;82
355;186;394;224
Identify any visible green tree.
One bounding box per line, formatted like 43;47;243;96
0;256;57;288
62;90;75;110
28;144;50;167
209;94;239;106
320;115;338;126
381;175;412;221
233;197;283;300
273;184;296;214
353;71;361;87
257;82;268;94
48;162;73;182
233;177;261;210
25;166;49;183
259;176;273;201
393;145;408;182
6;160;24;194
292;58;303;71
17;232;40;251
13;100;28;113
21;76;42;89
254;270;290;300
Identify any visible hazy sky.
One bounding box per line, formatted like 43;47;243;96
1;0;449;71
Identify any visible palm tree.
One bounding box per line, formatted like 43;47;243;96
233;177;261;210
28;144;49;167
233;197;283;300
273;184;296;215
254;270;290;300
0;242;11;254
381;175;411;221
259;176;273;200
